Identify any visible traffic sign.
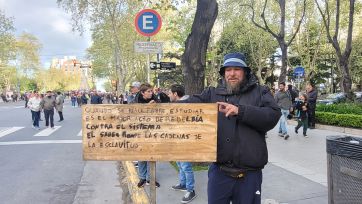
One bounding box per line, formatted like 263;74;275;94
160;62;176;70
294;66;305;77
134;9;162;37
134;41;163;54
149;62;176;70
150;62;158;70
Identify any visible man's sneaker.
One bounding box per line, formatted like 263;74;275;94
284;134;290;140
137;179;147;188
171;184;187;191
181;191;197;203
32;125;36;129
295;127;298;134
303;134;308;138
146;180;160;188
278;133;284;137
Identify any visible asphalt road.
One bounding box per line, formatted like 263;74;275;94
0;100;121;204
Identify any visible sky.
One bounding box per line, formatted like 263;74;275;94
0;0;92;68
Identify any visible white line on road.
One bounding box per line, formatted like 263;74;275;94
77;130;82;136
34;126;61;137
0;127;24;138
0;140;82;146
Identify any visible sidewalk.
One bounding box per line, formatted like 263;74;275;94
122;123;361;204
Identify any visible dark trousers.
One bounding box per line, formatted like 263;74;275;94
296;118;308;134
208;164;262;204
308;108;316;128
31;110;40;127
58;111;64;121
44;109;54;127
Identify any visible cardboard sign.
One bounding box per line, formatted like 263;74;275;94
82;103;217;161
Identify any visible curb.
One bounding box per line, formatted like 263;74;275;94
121;161;149;204
288;120;362;136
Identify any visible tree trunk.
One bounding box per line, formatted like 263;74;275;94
279;43;288;83
340;58;352;94
182;0;218;95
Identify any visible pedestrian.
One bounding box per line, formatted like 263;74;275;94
184;53;280;204
275;82;293;140
90;92;102;104
56;92;64;122
24;92;30;108
40;91;56;129
294;93;309;137
81;93;88;105
28;91;42;130
71;93;77;107
127;81;141;103
306;83;317;129
77;93;82;107
132;83;161;188
168;84;196;203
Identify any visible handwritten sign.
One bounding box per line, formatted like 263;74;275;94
82;103;217;162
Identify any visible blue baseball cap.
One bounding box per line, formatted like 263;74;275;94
219;52;250;76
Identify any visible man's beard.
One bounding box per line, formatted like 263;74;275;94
226;79;247;94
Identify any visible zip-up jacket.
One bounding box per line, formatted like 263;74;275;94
185;75;281;170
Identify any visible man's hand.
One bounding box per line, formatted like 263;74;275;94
216;102;239;117
148;100;156;104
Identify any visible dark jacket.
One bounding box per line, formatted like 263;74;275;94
294;100;308;120
133;92;160;104
307;89;318;109
185;75;281;170
90;95;103;104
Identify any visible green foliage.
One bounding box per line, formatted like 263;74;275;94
316;103;362;115
316;111;362;129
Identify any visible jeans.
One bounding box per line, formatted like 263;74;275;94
44;109;54;128
278;109;289;135
208;164;262;204
176;162;195;192
58;111;64;120
296;118;308;134
71;100;76;107
31;110;40;127
138;161;150;180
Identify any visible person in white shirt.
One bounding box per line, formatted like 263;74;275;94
28;91;42;130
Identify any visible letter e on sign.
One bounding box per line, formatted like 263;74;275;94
135;9;162;37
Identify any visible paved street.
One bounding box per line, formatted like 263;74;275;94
0;100;122;204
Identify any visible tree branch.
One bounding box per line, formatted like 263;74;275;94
241;0;278;39
315;0;333;44
287;0;307;46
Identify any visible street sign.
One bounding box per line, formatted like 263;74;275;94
150;62;158;70
294;66;305;77
160;62;176;70
134;9;162;37
134;41;163;54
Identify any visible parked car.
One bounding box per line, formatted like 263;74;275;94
317;92;347;105
354;92;362;103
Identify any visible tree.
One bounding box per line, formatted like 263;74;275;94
315;0;357;97
182;0;218;95
15;32;42;77
217;14;278;85
242;0;307;83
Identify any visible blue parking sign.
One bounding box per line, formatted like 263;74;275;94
135;9;162;37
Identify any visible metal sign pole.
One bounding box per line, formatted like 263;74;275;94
147;37;151;83
150;161;156;204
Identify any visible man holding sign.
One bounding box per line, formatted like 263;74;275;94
185;53;281;204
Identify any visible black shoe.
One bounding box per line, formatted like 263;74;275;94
303;134;308;138
181;191;197;204
295;127;298;134
137;179;147;188
146;180;160;188
57;119;63;122
284;134;290;140
171;184;187;191
278;133;284;137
